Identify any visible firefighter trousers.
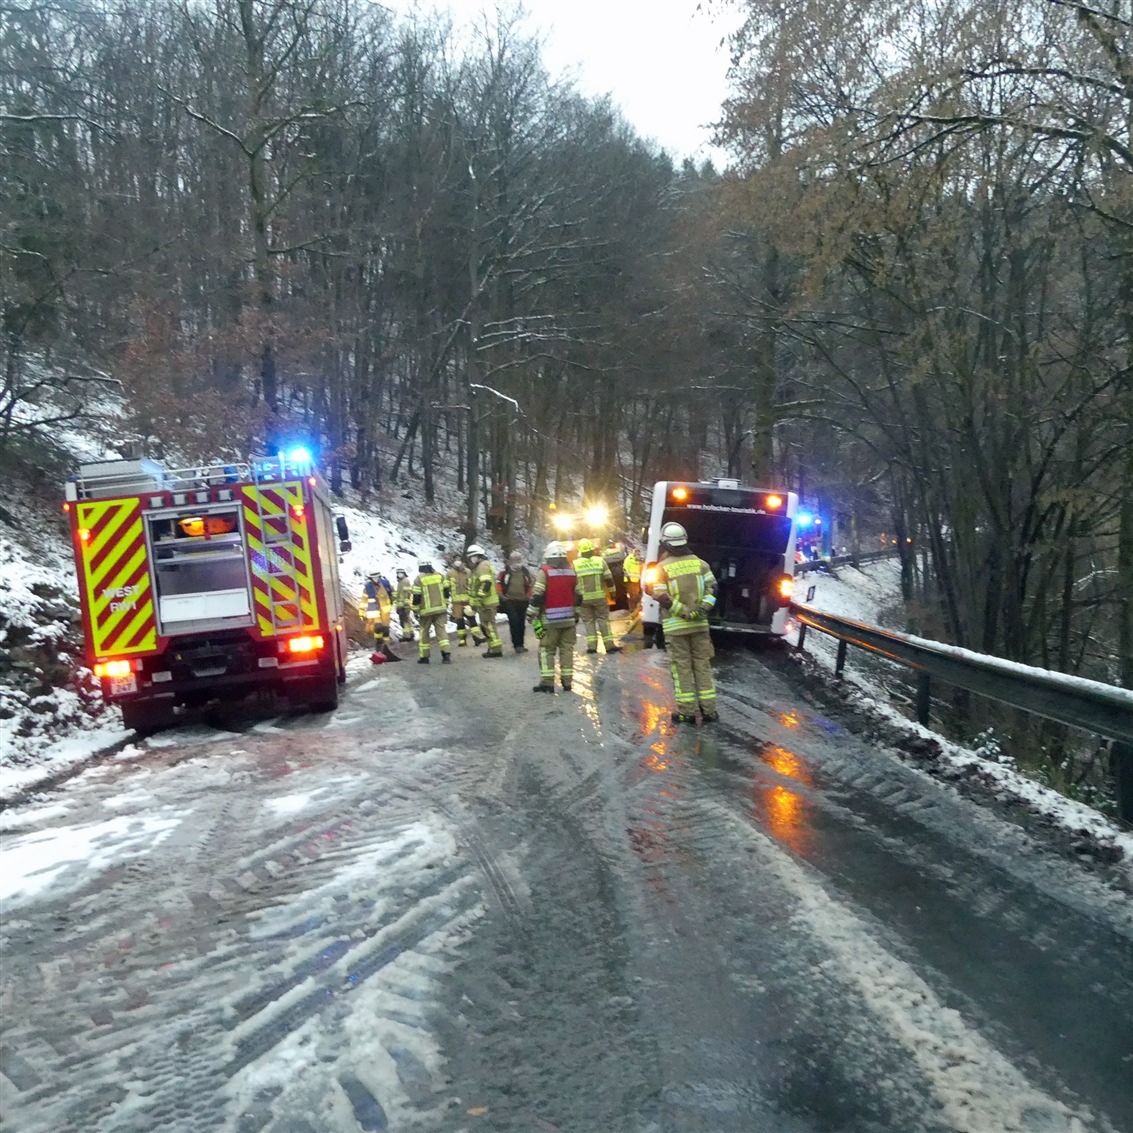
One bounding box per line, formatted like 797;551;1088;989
665;629;717;716
472;603;503;652
397;606;415;639
537;622;576;688
417;612;449;658
450;602;475;643
579;599;615;651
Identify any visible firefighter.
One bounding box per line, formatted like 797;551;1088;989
603;539;629;610
361;571;400;662
446;556;481;647
412;558;452;664
466;544;504;657
623;548;642;608
647;521;718;723
497;549;534;653
574;538;621;654
393;568;415;641
527;541;580;692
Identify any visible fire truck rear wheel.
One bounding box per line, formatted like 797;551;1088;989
290;671;339;713
120;698;176;736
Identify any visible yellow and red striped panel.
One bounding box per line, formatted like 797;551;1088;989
75;499;157;657
241;482;319;637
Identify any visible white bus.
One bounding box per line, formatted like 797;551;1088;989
640;478;800;646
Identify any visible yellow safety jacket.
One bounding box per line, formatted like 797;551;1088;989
446;566;471;603
574;552;612;601
656;551;717;637
412;571;450;616
470;559;498;608
624;553;641;583
395;576;414;608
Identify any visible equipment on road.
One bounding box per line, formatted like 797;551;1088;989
64;452;350;732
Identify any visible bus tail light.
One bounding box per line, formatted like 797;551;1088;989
775;574;795;605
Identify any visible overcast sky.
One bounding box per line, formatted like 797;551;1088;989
390;0;742;165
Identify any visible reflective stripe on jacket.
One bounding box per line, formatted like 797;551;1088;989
574;553;611;600
471;559;498;606
530;565;578;623
395;578;413;606
412;572;450;615
657;552;717;636
446;567;471;603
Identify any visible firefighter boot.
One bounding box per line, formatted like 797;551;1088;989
604;642;622;654
442;652;451;664
418;656;430;665
532;683;554;693
671;711;697;724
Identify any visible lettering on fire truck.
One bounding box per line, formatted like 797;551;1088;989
103;583;141;612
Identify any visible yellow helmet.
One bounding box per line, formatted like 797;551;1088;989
577;538;595;554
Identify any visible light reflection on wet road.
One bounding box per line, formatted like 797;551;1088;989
1;632;1130;1133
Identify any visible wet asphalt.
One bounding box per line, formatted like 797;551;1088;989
1;624;1130;1132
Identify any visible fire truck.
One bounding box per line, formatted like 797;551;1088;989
64;451;351;733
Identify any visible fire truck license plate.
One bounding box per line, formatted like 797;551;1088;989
110;674;138;695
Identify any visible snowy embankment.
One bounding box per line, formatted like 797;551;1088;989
794;560;1133;873
0;378;503;802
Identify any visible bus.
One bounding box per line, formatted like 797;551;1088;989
640;478;800;646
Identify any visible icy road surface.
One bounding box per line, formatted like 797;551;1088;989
2;629;1131;1133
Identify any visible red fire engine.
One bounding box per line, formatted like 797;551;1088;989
64;452;350;733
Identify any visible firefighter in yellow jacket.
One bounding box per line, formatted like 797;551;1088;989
446;556;482;647
466;544;504;657
393;568;415;641
574;539;621;654
412;557;451;664
647;522;718;723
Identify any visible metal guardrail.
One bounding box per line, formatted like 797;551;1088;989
790;602;1133;821
794;548;894;575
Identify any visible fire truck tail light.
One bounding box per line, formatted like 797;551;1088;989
776;574;795;602
291;504;305;521
671;487;688;501
79;528;91;542
286;635;324;654
95;659;133;678
765;494;784;510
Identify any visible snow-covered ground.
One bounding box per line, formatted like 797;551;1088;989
793;560;1133;872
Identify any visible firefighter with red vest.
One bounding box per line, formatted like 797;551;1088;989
647;521;719;722
527;541;581;692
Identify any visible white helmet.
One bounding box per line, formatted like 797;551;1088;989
543;540;567;560
660;522;688;550
466;544;486;560
418;558;433;572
